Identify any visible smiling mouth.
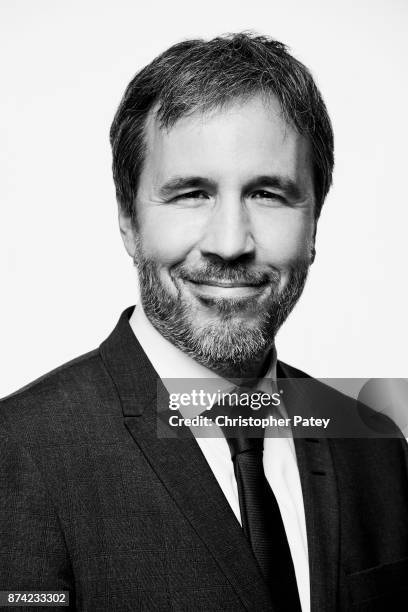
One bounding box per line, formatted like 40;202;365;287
184;278;269;298
189;279;263;287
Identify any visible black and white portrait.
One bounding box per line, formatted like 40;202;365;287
1;1;407;610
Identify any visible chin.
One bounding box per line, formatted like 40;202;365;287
197;309;263;330
194;294;268;318
188;324;272;375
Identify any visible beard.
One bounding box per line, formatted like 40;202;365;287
133;239;309;377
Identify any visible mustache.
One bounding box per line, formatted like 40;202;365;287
173;262;280;285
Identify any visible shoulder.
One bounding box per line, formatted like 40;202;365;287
279;359;408;471
279;359;405;429
0;348;106;406
2;348;99;398
0;348;119;446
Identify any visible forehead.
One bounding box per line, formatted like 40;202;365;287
142;95;313;186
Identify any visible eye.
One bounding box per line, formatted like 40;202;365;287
250;190;286;203
174;190;210;201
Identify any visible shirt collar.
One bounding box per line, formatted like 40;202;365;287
129;302;282;417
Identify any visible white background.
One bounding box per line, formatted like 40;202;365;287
1;0;407;398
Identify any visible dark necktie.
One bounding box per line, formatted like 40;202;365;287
225;433;302;612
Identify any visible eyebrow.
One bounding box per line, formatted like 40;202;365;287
245;175;303;200
158;174;304;201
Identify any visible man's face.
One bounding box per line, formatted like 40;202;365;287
120;95;316;375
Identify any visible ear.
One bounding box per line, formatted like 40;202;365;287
118;204;137;257
310;219;318;264
310;245;316;264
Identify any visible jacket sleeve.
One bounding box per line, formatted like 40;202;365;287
0;427;75;609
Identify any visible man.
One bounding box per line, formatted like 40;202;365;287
1;33;407;611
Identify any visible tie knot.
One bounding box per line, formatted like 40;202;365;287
226;434;264;460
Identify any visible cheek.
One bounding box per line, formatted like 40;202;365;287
139;207;203;266
254;212;314;266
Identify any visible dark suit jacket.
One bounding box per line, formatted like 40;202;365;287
1;307;408;611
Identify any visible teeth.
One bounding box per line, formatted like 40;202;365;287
187;282;265;298
190;281;261;287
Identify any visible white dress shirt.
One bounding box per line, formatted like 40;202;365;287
129;303;310;612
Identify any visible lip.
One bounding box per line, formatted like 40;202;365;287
184;279;268;298
188;280;264;288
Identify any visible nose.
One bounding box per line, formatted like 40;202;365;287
199;195;255;261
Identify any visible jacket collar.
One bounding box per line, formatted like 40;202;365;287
100;306;156;416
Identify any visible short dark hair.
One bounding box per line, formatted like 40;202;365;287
110;32;334;222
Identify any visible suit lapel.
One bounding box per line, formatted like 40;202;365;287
100;308;274;611
278;362;340;612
